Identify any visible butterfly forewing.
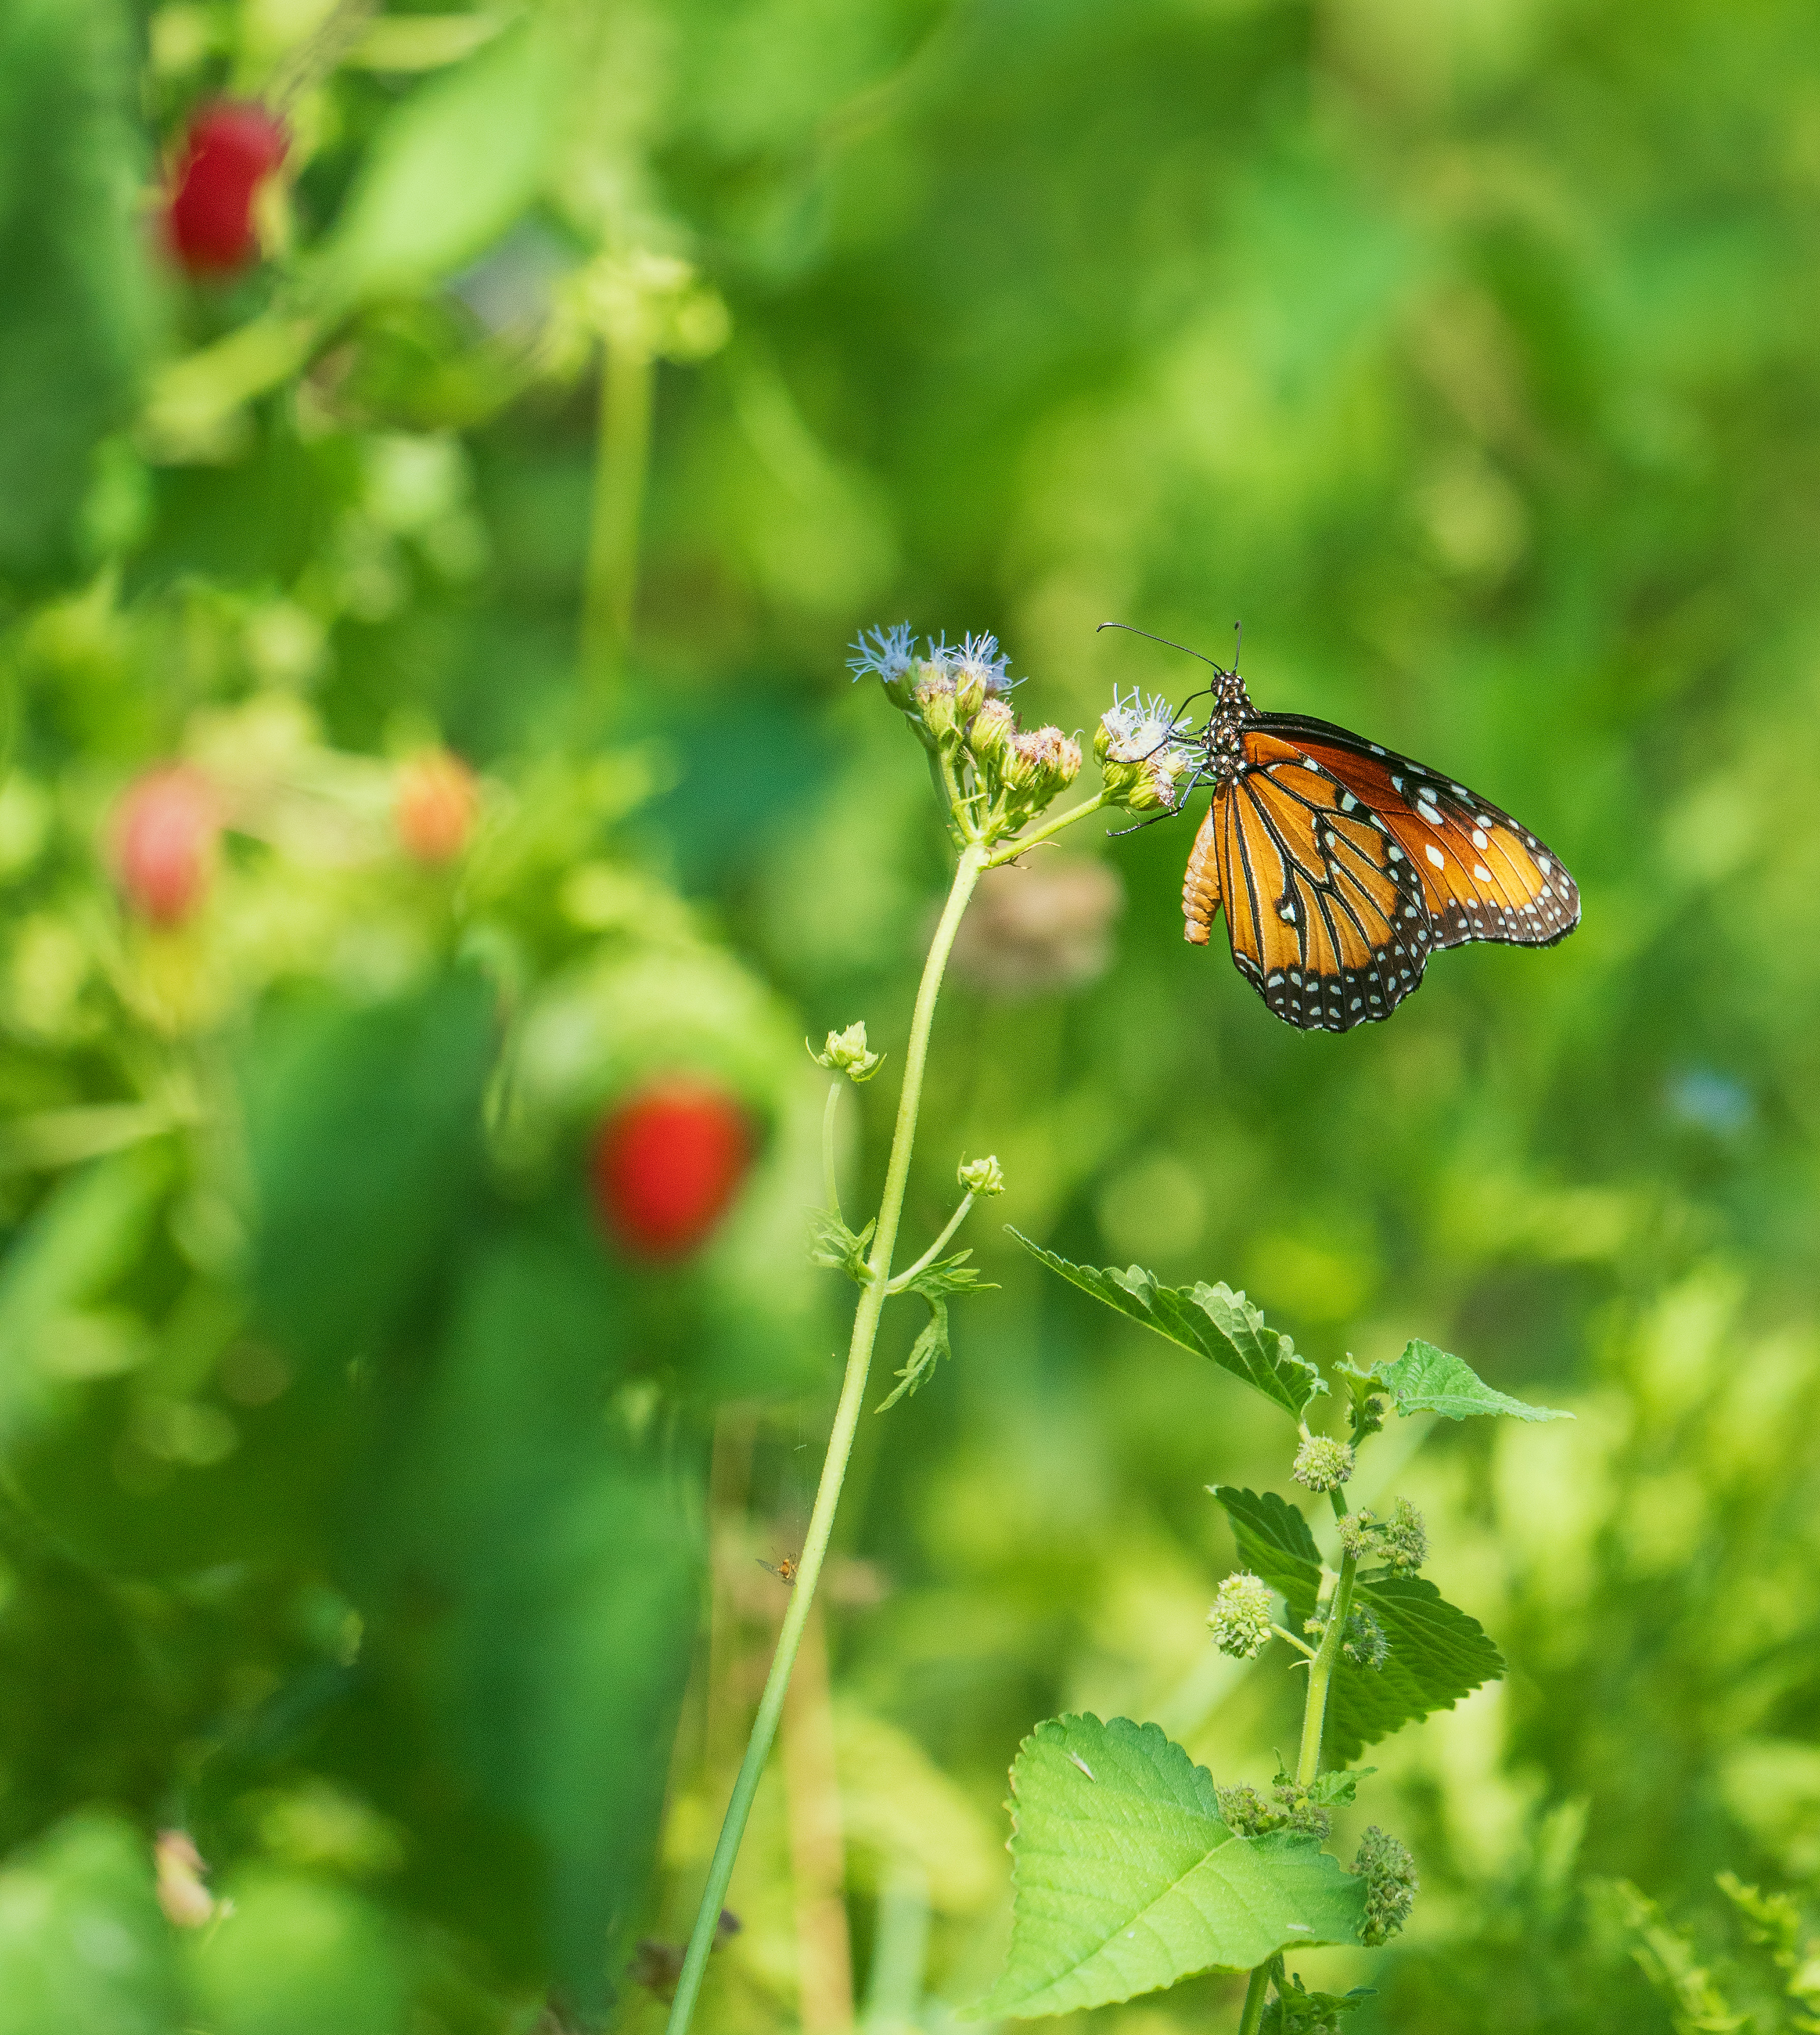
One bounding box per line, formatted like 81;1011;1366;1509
1256;714;1580;951
1209;734;1435;1032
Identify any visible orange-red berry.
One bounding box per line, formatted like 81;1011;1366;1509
112;766;220;925
166;102;287;275
394;750;479;865
590;1083;752;1260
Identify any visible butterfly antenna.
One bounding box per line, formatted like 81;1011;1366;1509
1097;621;1231;674
1232;620;1242;675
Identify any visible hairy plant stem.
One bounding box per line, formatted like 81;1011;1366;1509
663;839;989;2035
1296;1542;1359;1788
1238;1959;1273;2035
1239;1486;1362;2025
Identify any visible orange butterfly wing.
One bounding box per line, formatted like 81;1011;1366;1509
1258;714;1580;951
1197;734;1436;1032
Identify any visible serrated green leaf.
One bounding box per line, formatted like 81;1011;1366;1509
1377;1340;1570;1422
876;1299;951;1412
1011;1231;1325;1418
1215;1486;1324;1590
909;1248;986;1303
971;1714;1366;2019
1212;1489;1504;1759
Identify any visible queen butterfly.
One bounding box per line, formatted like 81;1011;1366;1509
1112;629;1579;1032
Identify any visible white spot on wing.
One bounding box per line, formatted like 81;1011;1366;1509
1425;844;1445;869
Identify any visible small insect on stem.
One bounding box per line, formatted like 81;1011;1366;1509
757;1555;800;1585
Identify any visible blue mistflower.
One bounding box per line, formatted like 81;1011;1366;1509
950;631;1014;697
848;622;917;686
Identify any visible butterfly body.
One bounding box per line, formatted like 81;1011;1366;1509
1170;671;1578;1032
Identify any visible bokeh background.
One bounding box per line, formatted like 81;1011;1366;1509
5;0;1820;2029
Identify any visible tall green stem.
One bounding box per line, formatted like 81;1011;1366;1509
1237;1959;1272;2035
663;840;989;2035
1240;1495;1361;2026
582;335;655;708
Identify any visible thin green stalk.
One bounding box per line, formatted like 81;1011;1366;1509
1238;1959;1272;2035
582;335;655;707
663;839;989;2035
821;1081;843;1219
885;1190;974;1295
986;787;1109;864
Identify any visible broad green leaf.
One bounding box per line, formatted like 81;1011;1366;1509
187;1869;406;2035
1010;1231;1325;1418
1212;1489;1505;1760
310;20;566;314
0;1814;181;2035
971;1714;1366;2019
1376;1339;1571;1422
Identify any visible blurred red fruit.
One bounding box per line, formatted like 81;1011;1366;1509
166;102;287;275
395;750;479;864
591;1083;752;1260
113;767;220;925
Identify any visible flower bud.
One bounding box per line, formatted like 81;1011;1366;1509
958;1153;1005;1197
917;678;958;743
1008;726;1081;801
1207;1572;1274;1659
1215;1783;1274;1837
968;699;1016;768
1336;1509;1375;1561
1292;1432;1355;1493
1353;1826;1418;1945
812;1021;885;1084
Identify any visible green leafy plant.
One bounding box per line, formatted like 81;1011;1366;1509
976;1238;1567;2030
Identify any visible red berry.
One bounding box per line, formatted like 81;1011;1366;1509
394;750;479;865
590;1082;752;1260
112;766;220;925
166;102;287;275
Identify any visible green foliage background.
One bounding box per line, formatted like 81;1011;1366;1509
5;0;1820;2028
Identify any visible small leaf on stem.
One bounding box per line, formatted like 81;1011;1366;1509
1372;1340;1570;1423
1010;1232;1326;1419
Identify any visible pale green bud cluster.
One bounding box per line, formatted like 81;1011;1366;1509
1207;1572;1275;1658
1215;1778;1331;1841
1304;1604;1389;1671
812;1021;885;1083
1353;1825;1419;1944
1292;1432;1355;1493
1337;1499;1427;1572
958;1154;1006;1197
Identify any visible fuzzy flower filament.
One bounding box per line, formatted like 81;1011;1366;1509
1095;687;1199;813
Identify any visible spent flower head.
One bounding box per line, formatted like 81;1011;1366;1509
1379;1497;1428;1571
1207;1571;1274;1658
1293;1432;1355;1493
1353;1826;1419;1945
813;1021;885;1083
958;1153;1006;1197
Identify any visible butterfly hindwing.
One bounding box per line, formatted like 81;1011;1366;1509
1255;713;1580;951
1207;734;1435;1032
